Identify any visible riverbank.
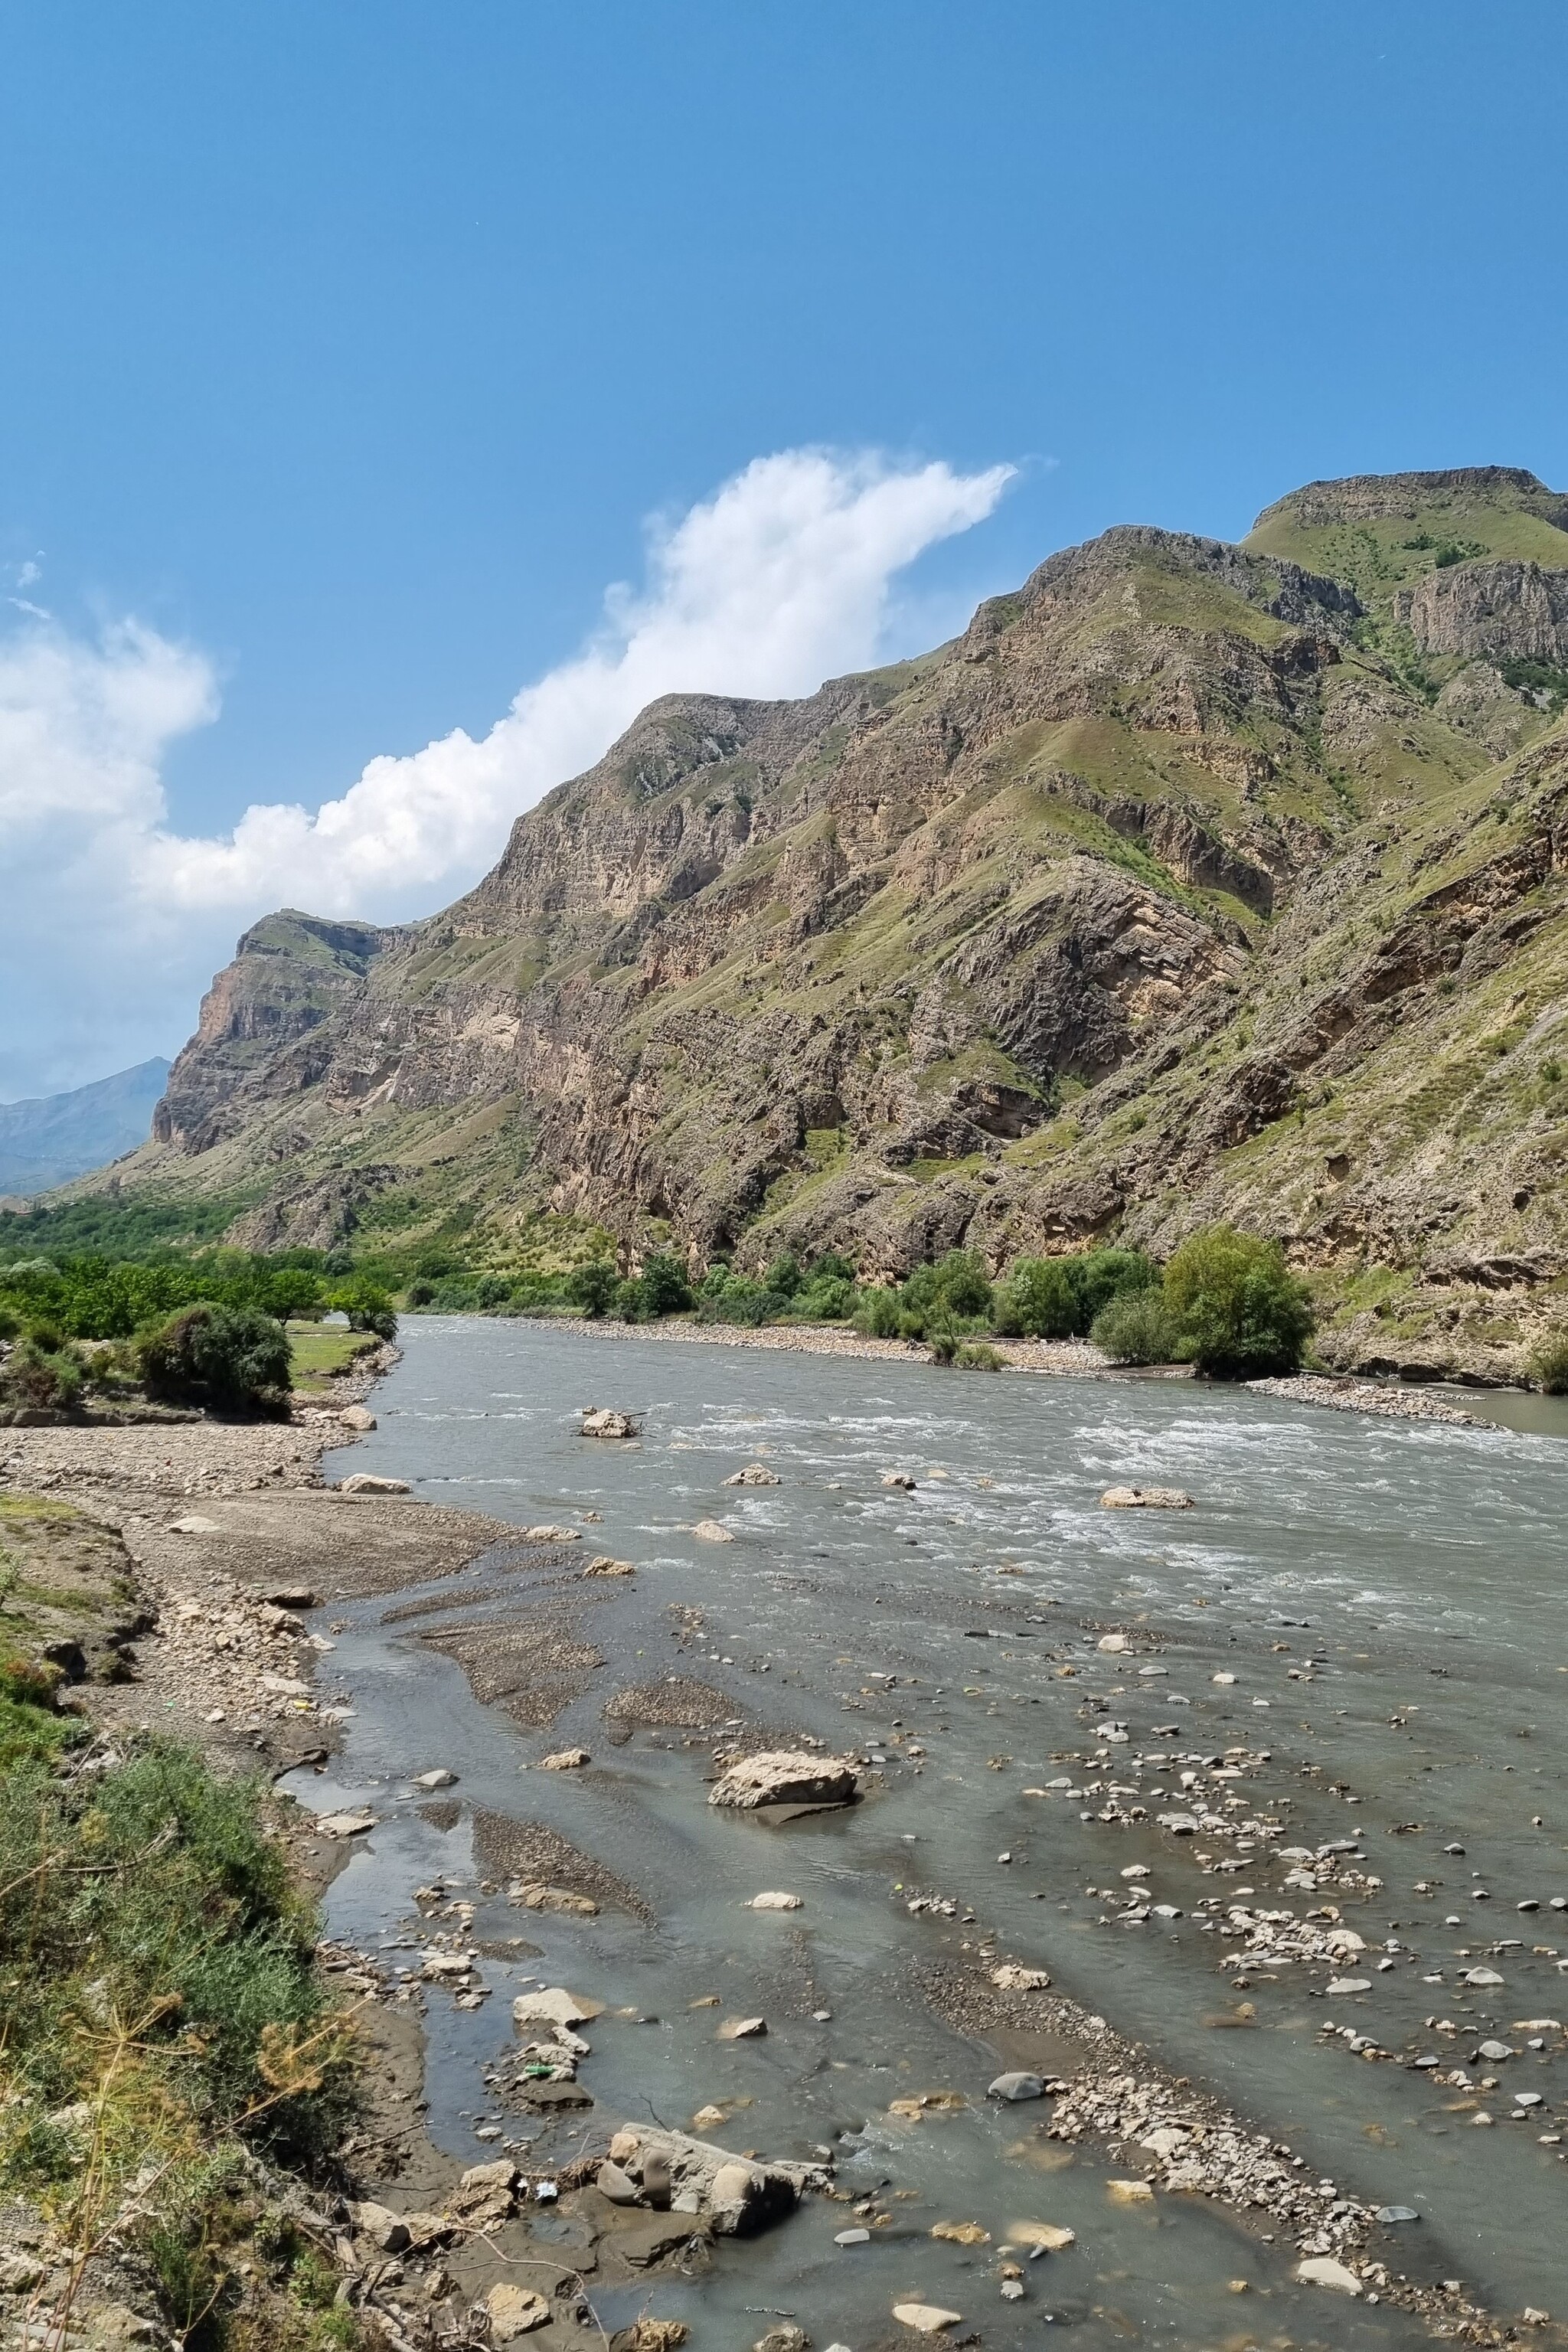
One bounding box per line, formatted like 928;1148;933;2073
0;1349;528;2352
5;1318;1558;2350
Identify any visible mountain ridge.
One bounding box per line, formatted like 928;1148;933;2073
0;1058;172;1199
54;466;1568;1378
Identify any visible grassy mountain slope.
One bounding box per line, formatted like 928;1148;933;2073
56;470;1568;1378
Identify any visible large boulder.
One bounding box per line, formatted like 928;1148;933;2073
596;2126;827;2236
582;1407;639;1438
709;1750;859;1809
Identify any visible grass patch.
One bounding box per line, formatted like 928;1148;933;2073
284;1326;378;1384
0;1740;361;2347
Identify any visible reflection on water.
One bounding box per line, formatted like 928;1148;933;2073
292;1320;1568;2349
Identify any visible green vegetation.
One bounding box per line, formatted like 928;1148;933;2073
139;1305;294;1416
1162;1225;1314;1377
0;1248;396;1420
1528;1333;1568;1395
0;1739;361;2350
992;1247;1155;1339
1091;1287;1182;1365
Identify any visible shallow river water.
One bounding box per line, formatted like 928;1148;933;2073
292;1321;1568;2350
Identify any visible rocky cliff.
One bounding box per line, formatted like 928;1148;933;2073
112;468;1568;1377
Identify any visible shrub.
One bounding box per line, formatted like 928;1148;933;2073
790;1274;856;1321
854;1286;901;1338
1528;1333;1568;1395
897;1250;993;1337
992;1256;1079;1338
405;1279;436;1307
140;1304;292;1413
764;1253;802;1298
993;1246;1155;1339
954;1341;1005;1370
639;1253;694;1316
566;1260;618;1318
1162;1226;1313;1378
1;1334;85;1413
1091;1289;1181;1365
806;1250;855;1283
612;1276;651;1321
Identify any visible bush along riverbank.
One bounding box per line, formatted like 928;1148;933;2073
0;1250;397;1426
417;1225;1321;1384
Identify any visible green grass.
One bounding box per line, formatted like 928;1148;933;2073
284;1325;377;1385
0;1740;361;2347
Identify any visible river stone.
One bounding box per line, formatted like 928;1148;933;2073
485;2282;550;2336
583;1554;636;1576
354;2201;410;2252
1478;2039;1513;2060
749;1890;804;1909
581;1408;638;1438
988;2071;1044;2102
1097;1633;1128;1652
717;2014;767;2040
691;1518;735;1542
1297;2256;1362;2294
1463;1967;1505;1986
1106;2179;1155;2203
338;1472;410;1496
1011;2221;1075;2252
412;1768;458;1790
1328;1977;1372;1994
709;1750;858;1808
168;1515;223;1534
539;1747;590;1770
511;1881;599;1914
318;1811;375;1838
524;1523;581;1541
1377;2206;1420;2224
892;2305;962;2334
260;1583;317;1609
991;1963;1050;1989
339;1405;377;1430
724;1463;782;1485
835;2226;871;2245
753;2329;809;2352
1099;1486;1194;1510
882;1470;916;1488
596;2161;641;2204
512;1987;603;2030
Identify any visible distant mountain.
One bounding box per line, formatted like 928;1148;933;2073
0;1059;172;1197
103;466;1568;1378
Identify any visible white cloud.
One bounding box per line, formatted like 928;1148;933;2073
0;447;1011;1099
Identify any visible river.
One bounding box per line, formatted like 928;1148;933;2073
290;1318;1568;2350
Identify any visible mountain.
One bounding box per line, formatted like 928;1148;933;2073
87;467;1568;1377
0;1058;172;1198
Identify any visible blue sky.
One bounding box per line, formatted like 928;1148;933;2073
3;0;1566;1098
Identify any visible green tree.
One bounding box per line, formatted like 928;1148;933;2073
330;1278;397;1341
566;1260;618;1318
139;1303;293;1413
1163;1226;1313;1378
639;1253;694;1316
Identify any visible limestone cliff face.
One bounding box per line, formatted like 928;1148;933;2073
154;913;397;1155
130;469;1568;1377
1396;563;1568;666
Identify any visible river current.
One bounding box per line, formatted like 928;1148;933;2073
292;1319;1568;2350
